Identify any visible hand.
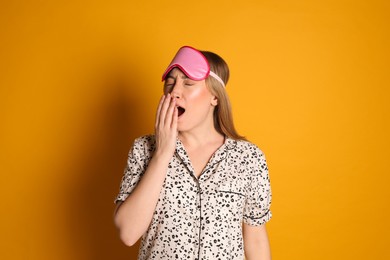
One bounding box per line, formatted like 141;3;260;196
154;94;178;160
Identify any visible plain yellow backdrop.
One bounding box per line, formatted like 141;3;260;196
1;0;389;259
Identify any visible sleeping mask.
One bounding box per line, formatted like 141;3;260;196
162;46;226;87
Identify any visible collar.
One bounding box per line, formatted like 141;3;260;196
174;136;237;179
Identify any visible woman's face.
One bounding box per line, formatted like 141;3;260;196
164;68;217;133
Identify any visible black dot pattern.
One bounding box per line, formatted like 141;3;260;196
115;135;272;259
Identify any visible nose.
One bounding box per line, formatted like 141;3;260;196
170;82;182;99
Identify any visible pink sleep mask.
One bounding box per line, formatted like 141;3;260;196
162;46;226;87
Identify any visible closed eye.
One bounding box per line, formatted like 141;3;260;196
184;79;196;86
164;80;174;90
164;85;173;94
164;81;174;87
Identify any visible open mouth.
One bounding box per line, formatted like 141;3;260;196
177;106;185;117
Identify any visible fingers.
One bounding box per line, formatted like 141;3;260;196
155;94;171;129
155;94;177;131
154;94;178;156
171;105;178;130
159;94;171;127
155;95;165;129
164;96;176;127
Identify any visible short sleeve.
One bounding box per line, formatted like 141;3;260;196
114;136;151;203
243;146;272;226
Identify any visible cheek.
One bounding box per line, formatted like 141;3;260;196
187;88;211;103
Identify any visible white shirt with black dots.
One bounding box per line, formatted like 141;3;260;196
115;135;272;260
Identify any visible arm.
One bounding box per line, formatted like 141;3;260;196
243;145;272;259
243;223;271;260
114;94;178;246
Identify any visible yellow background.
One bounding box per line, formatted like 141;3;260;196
1;0;389;259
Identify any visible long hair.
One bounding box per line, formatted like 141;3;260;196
200;51;246;141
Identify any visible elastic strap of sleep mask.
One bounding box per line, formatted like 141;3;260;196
209;71;225;88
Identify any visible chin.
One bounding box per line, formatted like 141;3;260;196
176;123;192;133
176;126;186;132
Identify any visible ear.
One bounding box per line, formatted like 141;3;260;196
211;95;218;106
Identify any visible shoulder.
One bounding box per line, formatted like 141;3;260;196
134;134;156;146
230;139;268;171
131;134;156;155
231;139;265;158
233;140;269;179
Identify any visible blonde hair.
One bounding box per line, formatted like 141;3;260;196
200;51;246;141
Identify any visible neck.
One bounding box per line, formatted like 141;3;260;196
178;128;224;148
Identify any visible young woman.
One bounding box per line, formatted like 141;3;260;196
114;46;272;259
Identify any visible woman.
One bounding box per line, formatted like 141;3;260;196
114;46;272;259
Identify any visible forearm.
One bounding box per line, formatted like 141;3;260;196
114;153;170;246
244;224;271;260
245;239;271;260
115;94;178;246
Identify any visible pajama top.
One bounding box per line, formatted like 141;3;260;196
115;135;272;259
